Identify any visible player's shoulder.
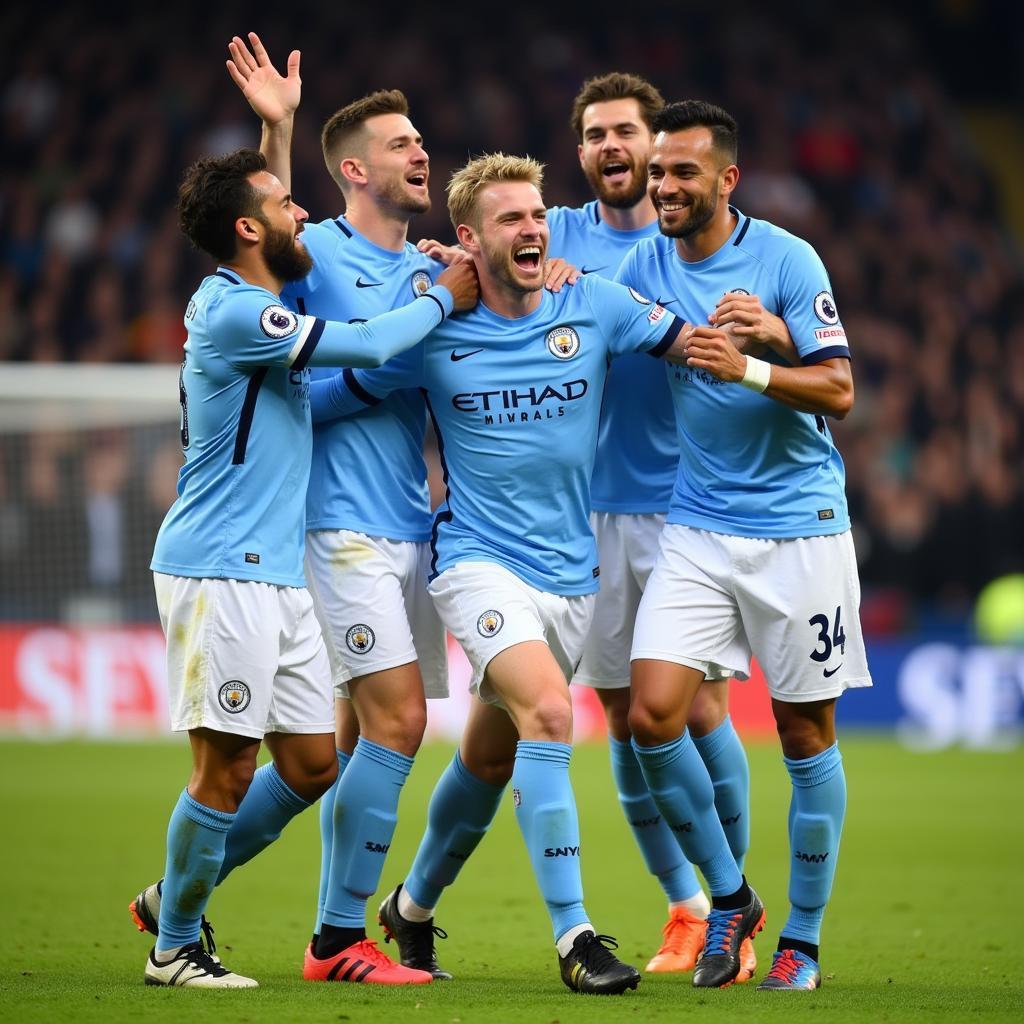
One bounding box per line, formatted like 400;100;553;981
734;212;821;266
546;201;597;234
201;273;289;336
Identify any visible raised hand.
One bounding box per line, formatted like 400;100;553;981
226;31;301;127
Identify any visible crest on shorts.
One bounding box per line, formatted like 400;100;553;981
813;291;840;325
218;680;251;714
477;610;504;637
546;326;580;360
259;304;299;338
411;271;432;296
346;624;376;654
727;287;751;296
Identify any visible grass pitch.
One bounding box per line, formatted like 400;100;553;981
0;736;1021;1023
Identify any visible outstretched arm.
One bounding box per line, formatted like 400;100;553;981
226;31;301;191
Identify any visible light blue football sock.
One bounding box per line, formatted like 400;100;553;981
782;743;846;945
215;761;311;885
315;749;352;932
512;741;589;942
692;716;750;870
405;750;505;910
321;738;412;930
608;735;702;902
156;789;234;954
632;731;742;897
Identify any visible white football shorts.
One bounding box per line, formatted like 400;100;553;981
575;512;664;689
154;572;334;739
304;530;448;699
428;560;595;706
632;525;872;702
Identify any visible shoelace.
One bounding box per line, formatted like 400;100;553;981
180;942;230;977
703;909;740;955
766;950;803;982
660;912;703;954
404;922;448;959
199;917;217;955
577;933;622;971
351;938;404;967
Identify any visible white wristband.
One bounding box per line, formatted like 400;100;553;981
740;355;771;393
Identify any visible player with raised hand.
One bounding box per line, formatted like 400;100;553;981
312;153;707;995
621;100;872;991
225;32;472;984
134;147;475;989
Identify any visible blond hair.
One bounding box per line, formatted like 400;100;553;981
446;153;545;229
321;89;410;191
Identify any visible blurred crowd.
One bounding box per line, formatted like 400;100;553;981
1;2;1022;627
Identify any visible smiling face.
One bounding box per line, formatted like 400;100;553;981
359;112;431;216
647;126;737;240
460;180;549;295
248;170;313;281
578;97;653;210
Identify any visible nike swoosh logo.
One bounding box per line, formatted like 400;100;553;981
355;277;383;288
450;349;484;362
654;296;677;306
823;664;843;678
580;266;607;275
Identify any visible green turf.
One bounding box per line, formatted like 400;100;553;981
0;736;1021;1022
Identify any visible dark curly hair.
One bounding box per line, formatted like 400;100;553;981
177;148;268;261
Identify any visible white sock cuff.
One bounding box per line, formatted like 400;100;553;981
555;922;593;957
397;885;434;923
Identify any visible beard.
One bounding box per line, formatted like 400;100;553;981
584;156;649;210
263;224;314;282
374;173;431;217
481;238;545;294
657;185;719;239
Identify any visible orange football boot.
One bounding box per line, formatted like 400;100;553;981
644;906;708;973
302;938;433;984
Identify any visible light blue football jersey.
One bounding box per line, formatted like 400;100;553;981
616;208;852;539
547;201;675;513
312;274;682;595
282;216;445;541
151;267;452;586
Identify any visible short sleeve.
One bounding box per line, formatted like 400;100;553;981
776;240;850;364
206;286;320;369
582;273;683;359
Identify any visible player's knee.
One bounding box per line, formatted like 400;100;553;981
599;689;632;741
463;751;514;788
627;698;679;747
687;699;726;737
300;753;339;800
774;711;831;760
523;696;573;743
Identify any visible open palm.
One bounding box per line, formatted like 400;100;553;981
226;31;300;125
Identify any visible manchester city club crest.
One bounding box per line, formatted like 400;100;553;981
546;326;580;360
259;304;299;338
813;291;840;325
346;624;376;654
411;271;432;296
218;680;251;714
477;610;504;637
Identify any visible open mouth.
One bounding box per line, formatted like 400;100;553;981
406;171;428;188
601;161;630;182
658;200;689;213
512;245;542;271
